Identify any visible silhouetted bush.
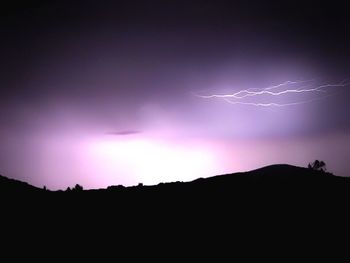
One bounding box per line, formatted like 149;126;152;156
308;160;326;172
107;185;125;191
73;184;83;191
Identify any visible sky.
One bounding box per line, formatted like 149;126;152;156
0;1;349;190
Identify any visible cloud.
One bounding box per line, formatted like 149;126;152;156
105;130;141;136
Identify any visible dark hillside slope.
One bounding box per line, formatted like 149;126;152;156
1;164;349;212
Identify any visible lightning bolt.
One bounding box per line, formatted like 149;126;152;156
194;79;349;107
223;94;337;107
248;79;314;91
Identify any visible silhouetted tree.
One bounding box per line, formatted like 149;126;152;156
308;160;326;172
73;184;83;191
66;187;72;192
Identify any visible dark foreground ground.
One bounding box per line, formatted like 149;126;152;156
1;164;349;256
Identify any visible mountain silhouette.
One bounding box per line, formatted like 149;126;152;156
0;164;346;195
1;163;348;208
0;164;342;195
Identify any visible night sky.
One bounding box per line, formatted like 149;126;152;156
1;1;349;189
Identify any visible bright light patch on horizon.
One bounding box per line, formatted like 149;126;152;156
86;136;218;186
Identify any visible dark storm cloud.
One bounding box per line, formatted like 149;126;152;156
106;130;141;136
1;1;349;137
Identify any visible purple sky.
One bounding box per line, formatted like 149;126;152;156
0;1;349;189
